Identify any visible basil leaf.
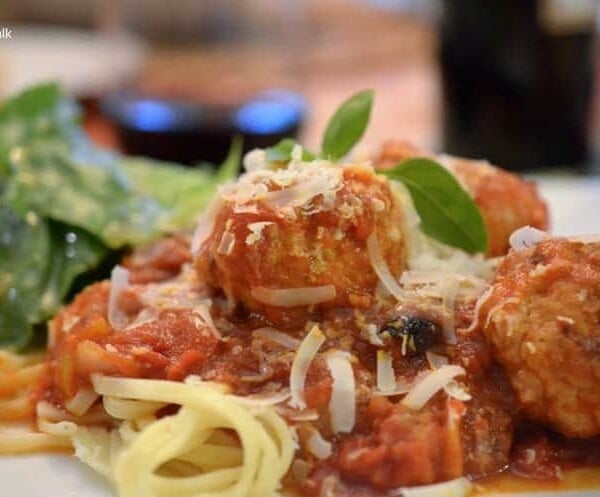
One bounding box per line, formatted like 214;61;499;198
321;89;373;160
381;158;489;253
266;138;316;163
216;135;243;182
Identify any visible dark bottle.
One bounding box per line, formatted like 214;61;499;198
440;0;597;171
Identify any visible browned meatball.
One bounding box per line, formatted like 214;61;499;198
479;238;600;438
337;398;464;488
121;235;191;284
336;374;515;489
374;140;549;257
194;161;407;314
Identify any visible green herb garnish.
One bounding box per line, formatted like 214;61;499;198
265;138;316;163
265;90;373;164
381;158;489;254
321;89;373;161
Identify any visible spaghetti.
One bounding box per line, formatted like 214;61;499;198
73;376;295;497
0;351;71;454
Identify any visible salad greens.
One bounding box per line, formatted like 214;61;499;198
0;84;238;349
0;208;107;349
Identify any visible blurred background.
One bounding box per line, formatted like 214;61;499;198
0;0;599;174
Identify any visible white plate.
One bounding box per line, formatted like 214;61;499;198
0;453;597;497
533;174;600;237
0;454;112;497
1;175;599;496
0;449;598;497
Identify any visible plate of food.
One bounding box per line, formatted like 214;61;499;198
0;86;599;497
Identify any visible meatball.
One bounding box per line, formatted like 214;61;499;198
121;235;191;284
336;379;514;489
337;398;464;488
194;161;407;314
374;140;549;256
479;238;600;438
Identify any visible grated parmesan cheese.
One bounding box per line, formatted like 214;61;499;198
251;285;336;307
289;326;326;409
401;365;466;410
326;351;356;434
246;222;274;246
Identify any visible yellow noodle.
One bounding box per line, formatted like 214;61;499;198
67;376;296;497
0;431;72;454
0;396;33;421
0;363;45;396
103;396;166;420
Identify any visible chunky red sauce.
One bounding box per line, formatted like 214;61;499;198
36;233;600;495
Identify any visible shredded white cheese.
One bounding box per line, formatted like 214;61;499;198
389;477;473;497
190;196;223;255
193;302;221;340
246;222;274;246
376;350;397;393
289;326;326;409
252;327;301;349
509;226;550;250
366;232;404;300
425;352;471;402
221;159;342;218
326;351;356;434
107;265;130;330
216;230;236;255
401;365;466;410
306;428;333;460
65;389;99;416
251;285;336;307
361;323;385;347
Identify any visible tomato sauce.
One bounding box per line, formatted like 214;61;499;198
36;235;600;495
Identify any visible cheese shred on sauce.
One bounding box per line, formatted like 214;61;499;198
289;326;326;410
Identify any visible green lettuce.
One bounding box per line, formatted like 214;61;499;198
0;83;237;349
